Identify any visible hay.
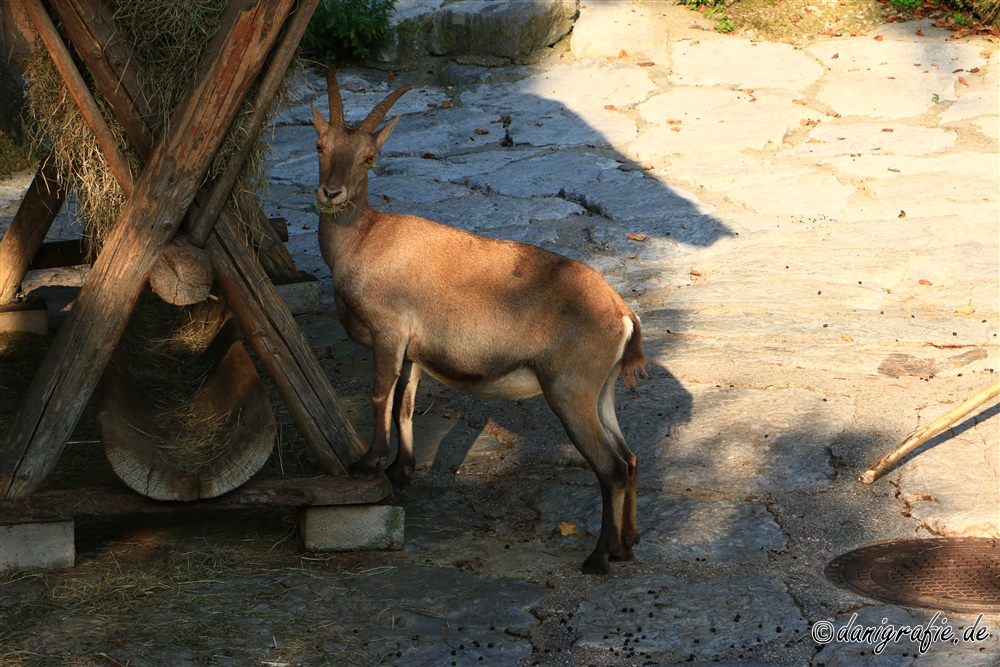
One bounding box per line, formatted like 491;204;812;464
22;0;292;258
117;295;236;475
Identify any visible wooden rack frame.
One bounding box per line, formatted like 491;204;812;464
0;0;371;501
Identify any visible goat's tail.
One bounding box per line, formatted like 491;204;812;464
619;311;647;389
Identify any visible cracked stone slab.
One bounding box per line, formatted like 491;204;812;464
574;573;808;658
785;123;957;159
459;150;620;198
815;605;1000;666
631;88;812;158
626;382;853;495
356;564;545;666
383;107;507;157
533;485;786;564
940;91;999;124
896;407;999;536
807;37;989;118
425;0;576;59
670;38;824;91
376;191;583;236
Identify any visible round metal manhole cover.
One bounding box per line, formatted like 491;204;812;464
826;537;1000;613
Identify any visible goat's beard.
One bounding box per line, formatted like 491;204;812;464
317;199;350;215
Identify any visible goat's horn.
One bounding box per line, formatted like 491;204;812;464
325;69;344;125
359;84;413;134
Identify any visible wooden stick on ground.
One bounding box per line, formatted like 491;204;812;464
859;379;1000;484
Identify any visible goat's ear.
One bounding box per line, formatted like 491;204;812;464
311;104;329;135
374;116;400;152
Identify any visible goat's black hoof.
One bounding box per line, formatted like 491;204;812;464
348;459;380;480
385;464;411;489
582;551;612;575
610;545;634;562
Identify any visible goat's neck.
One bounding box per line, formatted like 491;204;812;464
318;184;374;272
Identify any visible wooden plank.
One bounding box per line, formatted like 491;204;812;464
52;0;363;474
0;0;298;499
0;473;393;523
0;151;65;303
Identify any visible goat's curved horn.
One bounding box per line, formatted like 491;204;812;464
359;84;413;134
325;69;344;125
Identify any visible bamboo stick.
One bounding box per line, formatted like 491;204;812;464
859;380;1000;484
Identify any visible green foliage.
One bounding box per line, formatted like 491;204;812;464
887;0;923;9
302;0;398;65
715;16;737;32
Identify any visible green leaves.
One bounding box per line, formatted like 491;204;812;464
302;0;397;65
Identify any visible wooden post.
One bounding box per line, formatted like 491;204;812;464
0;0;298;498
0;151;65;304
49;0;363;475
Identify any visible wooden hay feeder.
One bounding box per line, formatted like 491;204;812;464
0;0;388;521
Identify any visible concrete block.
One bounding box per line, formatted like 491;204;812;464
0;520;75;572
273;273;319;315
301;505;404;552
0;297;48;334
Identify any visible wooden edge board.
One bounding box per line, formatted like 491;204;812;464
0;473;393;523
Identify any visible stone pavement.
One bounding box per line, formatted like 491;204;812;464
2;1;998;665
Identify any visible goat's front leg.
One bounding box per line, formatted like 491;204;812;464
386;360;421;488
349;338;406;480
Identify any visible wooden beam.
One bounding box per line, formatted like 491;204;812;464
50;0;303;283
0;473;392;523
49;0;361;475
21;0;134;194
0;0;298;498
207;207;368;474
0;151;65;303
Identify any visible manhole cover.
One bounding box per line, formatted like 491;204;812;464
826;537;1000;613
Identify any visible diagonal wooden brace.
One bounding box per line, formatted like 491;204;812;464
48;0;366;476
0;0;299;498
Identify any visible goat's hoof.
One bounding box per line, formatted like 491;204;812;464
610;545;635;562
385;465;411;489
622;531;640;548
582;552;612;575
348;459;380;480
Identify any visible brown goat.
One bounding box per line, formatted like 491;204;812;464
312;70;645;574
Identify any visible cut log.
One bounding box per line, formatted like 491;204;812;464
149;237;215;306
1;0;298;499
0;152;65;304
99;315;275;501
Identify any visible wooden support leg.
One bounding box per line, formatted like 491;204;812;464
0;151;66;304
207;208;368;475
0;0;298;499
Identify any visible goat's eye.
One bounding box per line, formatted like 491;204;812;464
364;156;375;165
316;143;323;154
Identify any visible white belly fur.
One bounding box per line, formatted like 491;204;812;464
424;366;543;401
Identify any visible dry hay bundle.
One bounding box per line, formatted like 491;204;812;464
22;0;291;257
98;295;276;501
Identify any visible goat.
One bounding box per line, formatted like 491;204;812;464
311;70;645;574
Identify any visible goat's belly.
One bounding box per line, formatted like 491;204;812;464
423;366;543;401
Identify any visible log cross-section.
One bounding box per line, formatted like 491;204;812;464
0;0;298;498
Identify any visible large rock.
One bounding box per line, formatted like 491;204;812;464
427;0;577;60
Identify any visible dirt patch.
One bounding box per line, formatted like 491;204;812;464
727;0;890;42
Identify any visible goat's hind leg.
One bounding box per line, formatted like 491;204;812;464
386;360;421;488
599;369;639;561
544;381;630;575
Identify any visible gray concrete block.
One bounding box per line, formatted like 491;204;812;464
0;520;75;572
273;274;320;315
301;505;404;552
